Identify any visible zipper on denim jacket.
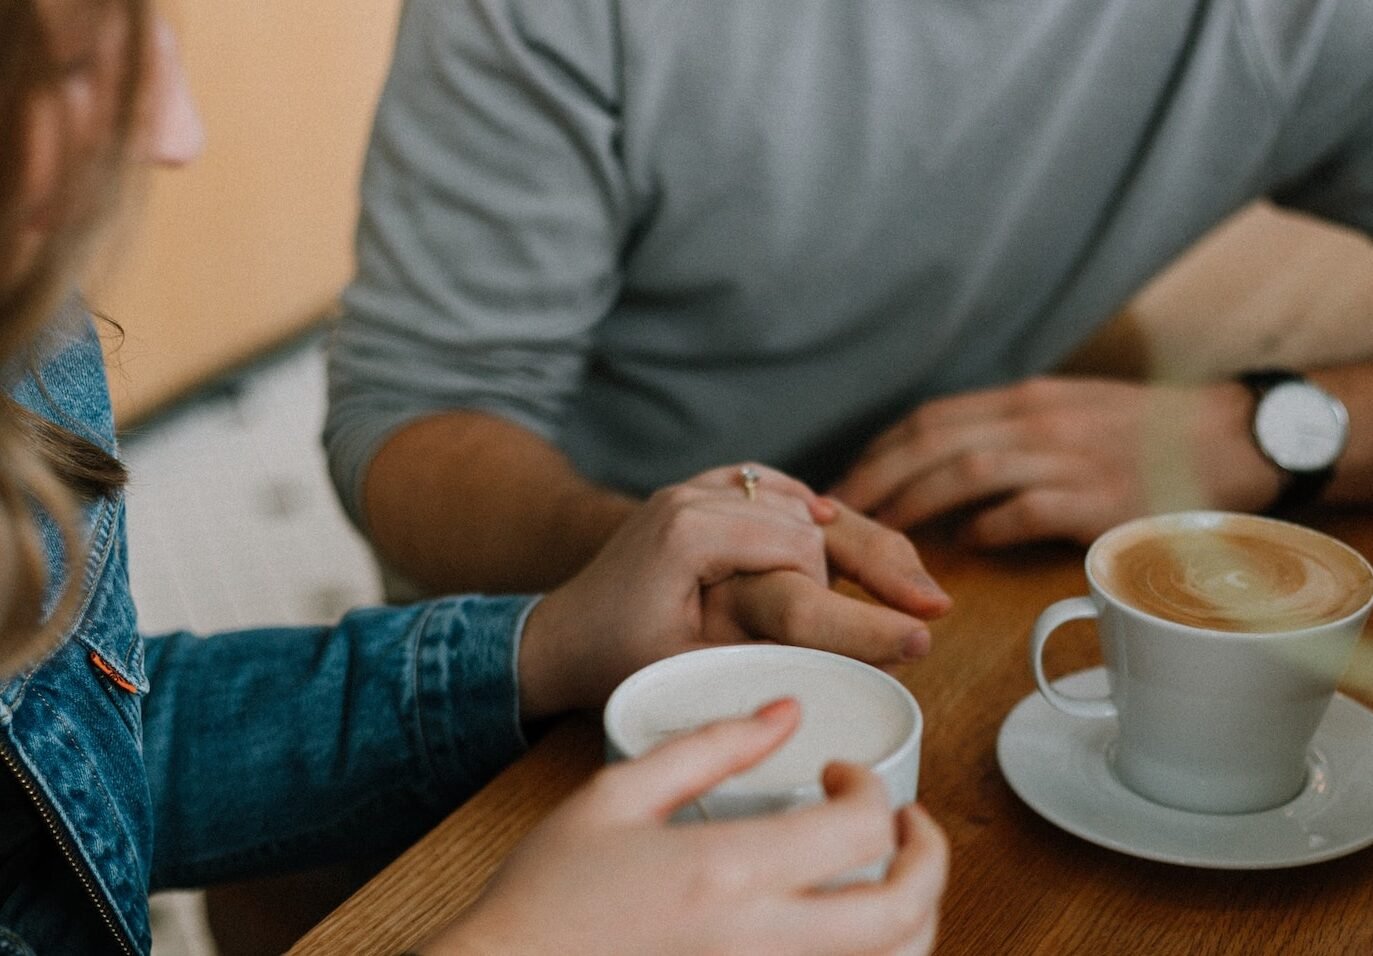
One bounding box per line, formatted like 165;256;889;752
0;746;135;956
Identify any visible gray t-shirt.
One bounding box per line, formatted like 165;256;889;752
326;0;1373;528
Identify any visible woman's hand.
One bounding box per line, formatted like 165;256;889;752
518;464;948;721
418;701;949;956
700;495;951;665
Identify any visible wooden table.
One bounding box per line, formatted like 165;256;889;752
291;513;1373;955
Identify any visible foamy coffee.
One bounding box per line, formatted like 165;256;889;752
1035;511;1373;813
1090;513;1373;632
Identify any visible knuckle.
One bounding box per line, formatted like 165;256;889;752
891;906;927;944
881;904;925;943
851;804;896;862
778;589;822;640
953;448;1000;486
655;484;698;511
907;405;939;433
1015;375;1058;406
643;486;696;529
688;843;752;900
684;714;750;760
1025;408;1073;445
1105;472;1137;507
1072;521;1105;547
855;900;922;952
873;529;918;566
1007;492;1056;537
697;716;740;747
771;493;815;528
929;822;952;875
656;496;707;546
911;403;954;438
585;763;632;807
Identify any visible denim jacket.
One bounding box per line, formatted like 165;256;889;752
0;312;534;955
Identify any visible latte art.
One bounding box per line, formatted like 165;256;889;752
1092;519;1372;632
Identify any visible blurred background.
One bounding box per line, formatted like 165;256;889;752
93;0;403;422
91;1;404;952
89;2;1373;953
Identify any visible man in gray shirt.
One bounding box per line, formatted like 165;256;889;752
327;0;1373;597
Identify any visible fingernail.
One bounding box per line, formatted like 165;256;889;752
811;496;839;524
916;570;947;592
754;698;797;722
917;574;951;604
902;631;927;660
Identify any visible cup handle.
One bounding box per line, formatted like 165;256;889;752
1030;596;1116;719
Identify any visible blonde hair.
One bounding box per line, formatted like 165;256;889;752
0;0;143;675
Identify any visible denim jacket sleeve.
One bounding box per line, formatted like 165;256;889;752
139;594;537;890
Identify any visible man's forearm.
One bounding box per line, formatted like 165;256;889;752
1189;361;1373;518
363;411;637;594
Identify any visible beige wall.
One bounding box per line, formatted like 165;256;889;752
93;0;404;425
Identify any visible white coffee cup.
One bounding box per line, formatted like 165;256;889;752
604;645;922;878
1031;511;1373;814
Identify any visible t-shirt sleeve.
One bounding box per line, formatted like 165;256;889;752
325;0;628;528
1263;0;1373;236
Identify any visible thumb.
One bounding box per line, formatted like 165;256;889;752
615;698;800;822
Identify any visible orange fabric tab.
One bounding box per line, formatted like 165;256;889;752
89;651;138;693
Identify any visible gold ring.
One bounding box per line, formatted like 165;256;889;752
739;465;759;501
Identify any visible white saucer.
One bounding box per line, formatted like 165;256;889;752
997;668;1373;869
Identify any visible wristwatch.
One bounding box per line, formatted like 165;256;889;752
1239;368;1349;514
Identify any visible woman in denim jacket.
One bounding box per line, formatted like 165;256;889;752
0;3;951;954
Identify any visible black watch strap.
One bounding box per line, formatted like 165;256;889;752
1238;368;1336;514
1266;466;1334;516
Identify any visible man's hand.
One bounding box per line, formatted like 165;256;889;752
831;376;1281;548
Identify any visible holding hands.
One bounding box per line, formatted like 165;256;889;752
519;463;950;721
834;376;1277;548
470;464;950;955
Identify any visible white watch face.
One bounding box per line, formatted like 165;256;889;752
1253;382;1349;472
